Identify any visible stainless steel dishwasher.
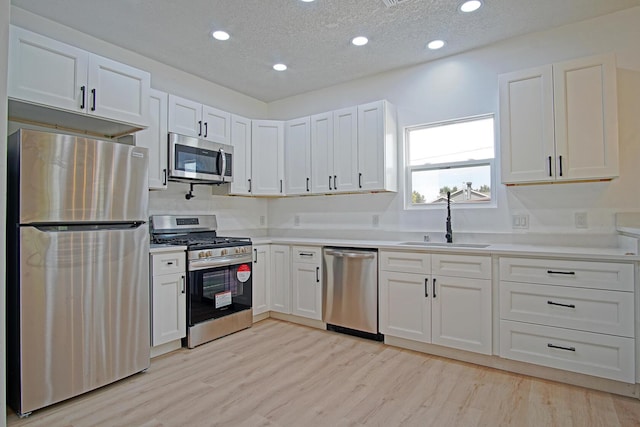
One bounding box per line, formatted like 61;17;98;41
323;247;382;340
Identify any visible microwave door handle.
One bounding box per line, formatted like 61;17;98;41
219;148;226;181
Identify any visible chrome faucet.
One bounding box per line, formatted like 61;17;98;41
445;191;453;243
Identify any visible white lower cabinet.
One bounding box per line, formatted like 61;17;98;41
379;251;492;355
499;257;635;382
291;246;323;320
150;250;186;348
252;245;271;316
270;245;292;314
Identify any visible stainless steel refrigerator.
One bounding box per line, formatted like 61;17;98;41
6;129;151;417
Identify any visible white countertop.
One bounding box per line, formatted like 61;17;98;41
251;237;640;262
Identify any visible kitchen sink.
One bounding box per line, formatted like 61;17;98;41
397;242;490;249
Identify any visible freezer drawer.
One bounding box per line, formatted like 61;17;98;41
323;247;378;335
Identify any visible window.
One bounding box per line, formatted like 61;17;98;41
406;115;495;207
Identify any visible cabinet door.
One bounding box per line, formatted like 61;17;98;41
202;104;231;144
553;54;619;181
87;54;150;126
252;245;271;315
285;117;312;195
229;114;253;195
168;95;203;138
431;276;491;354
270;245;291;314
136;88;168;189
152;272;186;346
499;65;555;184
251;120;285;196
310;112;333;193
292;262;323;320
379;271;431;342
332;107;359;193
8;26;88;113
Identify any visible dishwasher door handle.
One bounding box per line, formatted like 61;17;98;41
324;250;375;259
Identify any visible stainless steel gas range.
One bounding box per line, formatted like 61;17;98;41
150;215;253;348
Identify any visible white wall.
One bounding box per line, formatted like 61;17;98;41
1;0;9;424
266;7;640;246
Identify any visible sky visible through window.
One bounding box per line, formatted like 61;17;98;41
409;117;494;203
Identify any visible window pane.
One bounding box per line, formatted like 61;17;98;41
411;164;491;204
409;117;494;166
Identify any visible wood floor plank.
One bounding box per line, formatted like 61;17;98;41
7;319;640;427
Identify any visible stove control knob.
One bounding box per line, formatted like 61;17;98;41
221;249;228;256
198;252;204;258
207;250;213;257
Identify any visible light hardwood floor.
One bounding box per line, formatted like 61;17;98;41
7;319;640;427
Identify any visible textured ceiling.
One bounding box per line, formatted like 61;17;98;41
10;0;640;102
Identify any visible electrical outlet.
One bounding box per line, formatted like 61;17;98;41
259;215;265;226
372;214;379;228
575;212;588;229
294;215;300;226
512;214;529;229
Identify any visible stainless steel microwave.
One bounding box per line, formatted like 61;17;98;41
168;133;233;184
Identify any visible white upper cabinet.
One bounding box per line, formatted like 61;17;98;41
8;26;150;132
332;106;359;193
136;88;168;190
168;94;231;144
251;120;285;196
285;116;312;195
500;53;619;184
357;100;397;192
310;112;333;193
229;114;253;195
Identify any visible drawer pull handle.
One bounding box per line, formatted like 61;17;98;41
166;262;174;265
547;300;575;309
300;252;314;257
547;270;575;275
547;343;575;352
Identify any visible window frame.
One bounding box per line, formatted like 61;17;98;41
404;114;497;210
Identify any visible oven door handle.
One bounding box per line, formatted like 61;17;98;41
189;254;253;270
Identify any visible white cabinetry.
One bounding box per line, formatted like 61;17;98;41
136;88;168;189
379;251;491;354
357;100;397;192
270;245;292;314
229;114;253;195
150;250;186;349
168;94;231;144
8;25;150;134
291;246;323;320
285;117;312;195
499;54;618;184
252;245;271;316
252;120;285;196
499;257;635;382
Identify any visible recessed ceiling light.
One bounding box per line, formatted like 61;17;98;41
273;63;288;71
351;36;369;46
460;0;482;13
300;0;315;2
427;40;446;50
212;30;230;41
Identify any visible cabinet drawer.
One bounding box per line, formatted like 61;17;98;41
500;282;634;337
499;257;633;291
500;320;635;383
152;251;186;276
380;251;430;274
293;246;321;264
432;254;491;280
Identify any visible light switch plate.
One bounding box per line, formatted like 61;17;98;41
512;214;529;229
575;212;588;229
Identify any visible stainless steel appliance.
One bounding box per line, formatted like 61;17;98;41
150;215;252;348
168;132;233;184
6;129;150;417
323;247;382;340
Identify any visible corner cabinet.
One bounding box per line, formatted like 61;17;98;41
136;88;168;189
379;250;492;355
8;25;151;134
499;53;619;184
251;120;286;196
150;249;186;349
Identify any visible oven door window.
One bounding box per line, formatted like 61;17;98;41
188;264;252;325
